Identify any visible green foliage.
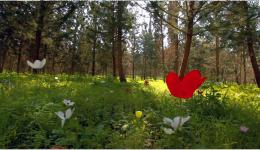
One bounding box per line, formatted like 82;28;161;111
0;73;259;148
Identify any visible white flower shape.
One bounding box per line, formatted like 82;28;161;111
163;116;190;134
63;99;74;106
55;108;75;127
27;58;46;69
240;126;249;133
162;127;175;135
55;77;59;80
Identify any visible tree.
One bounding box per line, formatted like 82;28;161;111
243;1;260;87
116;1;127;82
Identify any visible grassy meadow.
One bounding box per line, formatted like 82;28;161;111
0;72;259;148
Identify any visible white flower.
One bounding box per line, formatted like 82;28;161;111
240;126;249;133
55;108;75;127
63;99;74;106
162;127;175;134
163;116;190;130
122;124;129;131
55;77;59;80
27;58;46;69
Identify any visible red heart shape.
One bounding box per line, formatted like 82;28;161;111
166;70;206;99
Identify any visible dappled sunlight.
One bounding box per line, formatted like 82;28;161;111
0;74;259;148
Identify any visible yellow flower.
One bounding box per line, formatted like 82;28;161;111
135;111;142;119
202;92;206;97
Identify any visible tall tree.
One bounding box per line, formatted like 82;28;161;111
243;1;260;87
116;1;126;82
167;1;180;74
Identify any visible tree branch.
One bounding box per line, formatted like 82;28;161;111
135;2;186;34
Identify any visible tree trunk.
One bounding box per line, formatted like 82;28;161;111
244;2;260;87
0;49;7;73
243;45;247;84
132;32;136;80
111;4;117;78
16;41;23;73
215;36;220;81
179;1;194;78
246;30;260;87
168;1;179;73
52;52;55;73
33;1;46;74
91;36;97;76
160;17;165;81
117;1;126;82
112;28;117;77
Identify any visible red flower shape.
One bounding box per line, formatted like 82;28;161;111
166;70;206;99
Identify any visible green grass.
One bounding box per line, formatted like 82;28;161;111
0;72;259;148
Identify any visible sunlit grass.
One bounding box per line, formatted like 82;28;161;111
0;72;259;148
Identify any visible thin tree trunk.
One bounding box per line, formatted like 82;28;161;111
111;4;117;78
52;53;55;73
91;36;97;76
112;29;117;77
243;2;260;87
117;1;126;82
168;1;179;73
33;1;46;74
179;1;194;78
160;18;165;82
243;45;247;84
246;30;260;87
132;32;136;80
0;49;7;73
239;47;243;84
215;36;220;81
16;41;23;73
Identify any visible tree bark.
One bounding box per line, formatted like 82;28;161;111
168;1;179;74
215;36;220;81
117;1;126;82
243;45;247;84
179;1;195;78
132;32;136;80
112;28;117;77
111;3;117;78
33;1;46;73
160;17;165;82
244;2;260;87
91;36;97;76
16;41;23;73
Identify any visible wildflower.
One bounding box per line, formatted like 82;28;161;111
144;80;149;86
27;58;46;69
166;70;206;99
55;108;75;127
122;124;129;131
55;77;59;80
135;111;142;119
63;99;74;106
163;116;190;130
240;126;249;133
162;127;174;134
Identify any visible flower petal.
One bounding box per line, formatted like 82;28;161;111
162;127;174;134
55;111;65;120
163;117;173;126
65;108;74;119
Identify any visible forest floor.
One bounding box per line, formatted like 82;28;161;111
0;72;259;148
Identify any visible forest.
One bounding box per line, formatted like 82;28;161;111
0;1;260;149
